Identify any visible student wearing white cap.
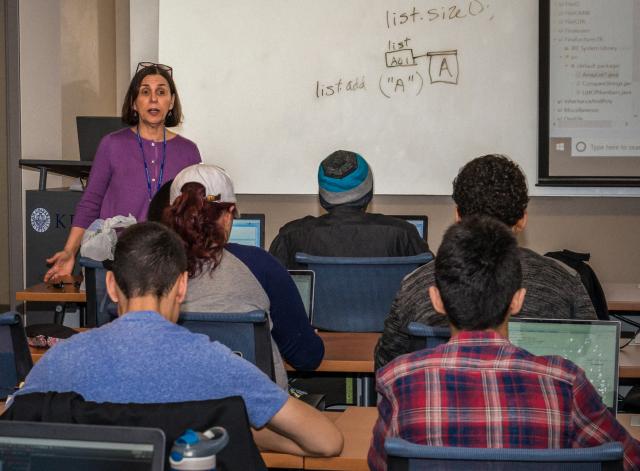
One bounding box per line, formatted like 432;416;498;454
165;164;324;387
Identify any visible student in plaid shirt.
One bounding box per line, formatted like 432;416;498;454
368;216;640;470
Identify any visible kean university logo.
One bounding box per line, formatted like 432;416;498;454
30;207;51;233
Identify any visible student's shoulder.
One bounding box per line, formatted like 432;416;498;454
364;212;416;230
226;243;285;271
376;344;445;387
276;215;319;235
511;345;584;385
402;258;435;287
33;327;104;367
519;247;580;280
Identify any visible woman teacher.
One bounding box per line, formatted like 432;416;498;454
44;62;201;282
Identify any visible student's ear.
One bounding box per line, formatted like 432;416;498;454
226;206;236;224
508;288;526;316
222;207;235;237
513;211;528;234
454;207;461;223
428;286;447;315
175;271;188;304
105;271;120;304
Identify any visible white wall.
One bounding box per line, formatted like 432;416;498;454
129;0;158;73
19;0;124;179
20;0;63;163
18;0;125;288
0;0;8;305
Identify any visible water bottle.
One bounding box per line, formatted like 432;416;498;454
169;426;229;471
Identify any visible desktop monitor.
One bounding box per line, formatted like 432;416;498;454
229;214;265;248
391;215;429;242
0;421;165;471
289;269;315;321
509;318;620;413
76;116;126;161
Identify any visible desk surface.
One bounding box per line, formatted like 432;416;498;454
262;407;375;471
16;282;86;303
619;343;640;379
303;332;378;373
305;407;375;471
604;283;640;312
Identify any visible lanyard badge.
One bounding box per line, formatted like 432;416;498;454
136;126;167;201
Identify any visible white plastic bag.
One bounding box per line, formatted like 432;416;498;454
79;214;137;261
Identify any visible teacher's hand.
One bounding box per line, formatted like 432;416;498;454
44;249;75;283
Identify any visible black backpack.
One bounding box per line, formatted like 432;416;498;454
544;250;609;321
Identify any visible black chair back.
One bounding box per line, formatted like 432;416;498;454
0;312;33;399
406;321;451;353
295;253;432;332
179;310;275;380
385;437;624;471
78;257;116;327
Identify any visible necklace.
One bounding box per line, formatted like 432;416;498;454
136;126;167;201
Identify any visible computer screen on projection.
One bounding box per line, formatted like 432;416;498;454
539;0;640;185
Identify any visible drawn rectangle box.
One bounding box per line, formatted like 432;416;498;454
385;49;415;67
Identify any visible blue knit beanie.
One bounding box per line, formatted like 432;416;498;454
318;151;373;207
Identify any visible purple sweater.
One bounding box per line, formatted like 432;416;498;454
73;127;201;228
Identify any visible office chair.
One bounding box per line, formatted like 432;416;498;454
0;312;33;399
385;437;624;471
78;257;116;327
406;322;451;353
295;253;432;332
178;310;275;381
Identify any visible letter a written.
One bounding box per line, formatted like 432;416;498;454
439;58;453;77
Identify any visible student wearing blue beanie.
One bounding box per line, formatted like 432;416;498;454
269;150;430;269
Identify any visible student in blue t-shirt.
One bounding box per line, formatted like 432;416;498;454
15;222;343;457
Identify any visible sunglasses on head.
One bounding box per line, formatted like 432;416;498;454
136;62;173;77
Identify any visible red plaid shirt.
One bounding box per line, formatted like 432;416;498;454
368;330;640;470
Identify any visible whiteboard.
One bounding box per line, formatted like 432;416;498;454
159;0;539;195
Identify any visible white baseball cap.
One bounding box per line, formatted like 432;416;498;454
170;164;237;206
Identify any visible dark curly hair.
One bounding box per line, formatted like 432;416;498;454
121;65;182;127
162;182;234;278
452;154;529;227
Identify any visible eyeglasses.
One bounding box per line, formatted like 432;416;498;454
136;62;173;77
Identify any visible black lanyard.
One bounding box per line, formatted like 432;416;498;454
136;126;167;201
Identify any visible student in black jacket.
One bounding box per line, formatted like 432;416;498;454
269;150;430;268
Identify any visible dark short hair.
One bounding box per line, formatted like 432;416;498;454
111;222;187;299
435;216;522;330
121;65;182;127
452;154;529;227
